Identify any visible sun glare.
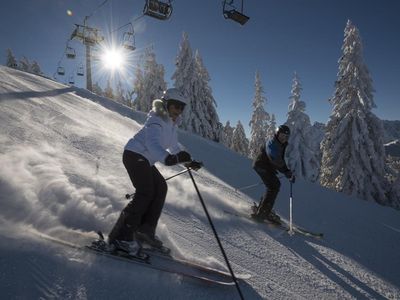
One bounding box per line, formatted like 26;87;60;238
101;47;125;71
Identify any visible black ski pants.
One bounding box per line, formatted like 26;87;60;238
254;166;281;217
108;150;167;242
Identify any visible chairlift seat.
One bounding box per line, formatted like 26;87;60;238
124;44;136;51
57;67;65;75
66;47;76;59
77;64;84;76
143;0;172;20
123;31;136;51
224;9;249;25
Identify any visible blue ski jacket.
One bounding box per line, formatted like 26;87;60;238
253;135;290;173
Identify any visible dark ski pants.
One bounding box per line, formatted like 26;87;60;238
108;150;167;242
254;166;281;217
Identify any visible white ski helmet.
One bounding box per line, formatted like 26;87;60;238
162;88;188;106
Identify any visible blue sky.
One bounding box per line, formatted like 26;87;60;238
1;0;399;135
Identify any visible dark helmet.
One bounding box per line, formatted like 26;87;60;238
276;124;290;135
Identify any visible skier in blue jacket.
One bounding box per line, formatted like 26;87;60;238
108;88;200;258
251;125;295;224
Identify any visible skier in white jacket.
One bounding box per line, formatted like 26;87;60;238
108;88;198;258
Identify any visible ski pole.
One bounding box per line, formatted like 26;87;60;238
187;168;245;300
288;181;294;236
125;168;191;199
235;182;263;192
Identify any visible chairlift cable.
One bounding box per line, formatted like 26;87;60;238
87;0;113;19
112;13;145;34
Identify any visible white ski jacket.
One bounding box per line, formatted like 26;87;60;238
124;100;182;166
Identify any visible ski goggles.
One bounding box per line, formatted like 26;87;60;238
168;99;186;111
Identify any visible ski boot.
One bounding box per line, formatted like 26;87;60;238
265;211;282;225
137;231;171;255
109;239;149;261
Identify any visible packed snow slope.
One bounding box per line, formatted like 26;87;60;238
1;66;399;299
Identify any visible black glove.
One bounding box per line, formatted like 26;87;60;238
176;151;191;163
184;160;203;171
164;151;192;166
284;169;295;183
284;169;293;179
165;154;178;166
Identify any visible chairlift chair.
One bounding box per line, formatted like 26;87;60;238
143;0;172;20
123;31;136;51
77;63;84;76
223;0;249;25
57;66;65;76
66;46;76;59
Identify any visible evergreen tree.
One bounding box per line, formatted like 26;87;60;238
249;71;269;159
92;82;103;97
104;78;114;99
31;60;42;75
190;50;222;141
267;114;277;140
172;32;196;131
19;56;30;72
115;80;126;105
6;49;18;68
133;49;166;112
389;175;400;209
132;66;144;110
320;20;388;204
222;120;234;148
285;72;320;182
231;120;249;156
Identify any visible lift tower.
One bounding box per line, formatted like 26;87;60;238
70;17;104;92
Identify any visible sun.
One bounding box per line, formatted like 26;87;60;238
101;47;125;71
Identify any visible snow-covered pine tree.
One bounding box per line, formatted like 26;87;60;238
19;56;30;72
248;71;270;159
92;82;103;97
133;49;166;112
285;72;320;182
30;61;42;75
389;175;400;209
104;79;114;99
115;80;126;105
190;50;222;141
267;114;276;140
6;49;18;68
132;66;144;110
222;121;234;149
171;32;196;131
231;120;249;156
222;121;234;148
320;20;388;204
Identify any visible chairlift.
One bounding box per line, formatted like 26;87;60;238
223;0;249;25
123;24;136;51
57;66;65;76
66;46;76;59
77;63;84;76
71;23;104;46
68;75;75;85
143;0;172;20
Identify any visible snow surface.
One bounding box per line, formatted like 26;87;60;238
1;66;400;299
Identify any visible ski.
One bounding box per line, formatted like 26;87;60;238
224;209;323;239
96;231;250;281
35;232;237;286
